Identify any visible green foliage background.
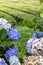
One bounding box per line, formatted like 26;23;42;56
0;0;43;61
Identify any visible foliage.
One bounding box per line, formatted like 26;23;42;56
0;29;14;57
13;26;39;59
40;12;43;18
36;21;43;31
0;0;43;63
40;0;43;3
23;17;36;28
35;17;43;31
0;28;7;41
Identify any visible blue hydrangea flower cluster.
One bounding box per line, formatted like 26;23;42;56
6;47;18;60
26;32;43;54
8;28;20;41
0;18;21;65
6;47;21;65
32;32;43;38
26;38;36;54
0;58;7;65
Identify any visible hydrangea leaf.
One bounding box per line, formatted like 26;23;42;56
0;28;7;41
0;40;14;51
23;19;36;28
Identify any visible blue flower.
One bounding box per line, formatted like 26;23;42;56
0;58;7;65
32;32;43;38
6;47;18;60
26;38;36;54
8;28;20;41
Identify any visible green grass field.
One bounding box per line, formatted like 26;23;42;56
0;0;42;22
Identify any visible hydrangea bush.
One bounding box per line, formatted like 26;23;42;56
0;18;21;65
26;32;43;54
0;18;43;65
26;32;43;65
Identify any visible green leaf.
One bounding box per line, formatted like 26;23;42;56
23;19;36;28
0;28;7;41
0;40;14;50
40;12;43;18
42;34;43;37
40;0;43;3
0;51;4;57
0;29;14;52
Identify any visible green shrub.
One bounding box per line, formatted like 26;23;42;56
35;21;43;31
14;26;39;59
35;16;43;31
23;17;36;28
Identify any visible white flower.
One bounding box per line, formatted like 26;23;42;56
0;18;8;25
9;56;21;65
0;24;3;30
0;18;3;30
0;18;11;31
22;56;41;65
39;56;43;65
3;23;11;31
31;37;43;55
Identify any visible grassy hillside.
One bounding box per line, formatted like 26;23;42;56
0;0;42;22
